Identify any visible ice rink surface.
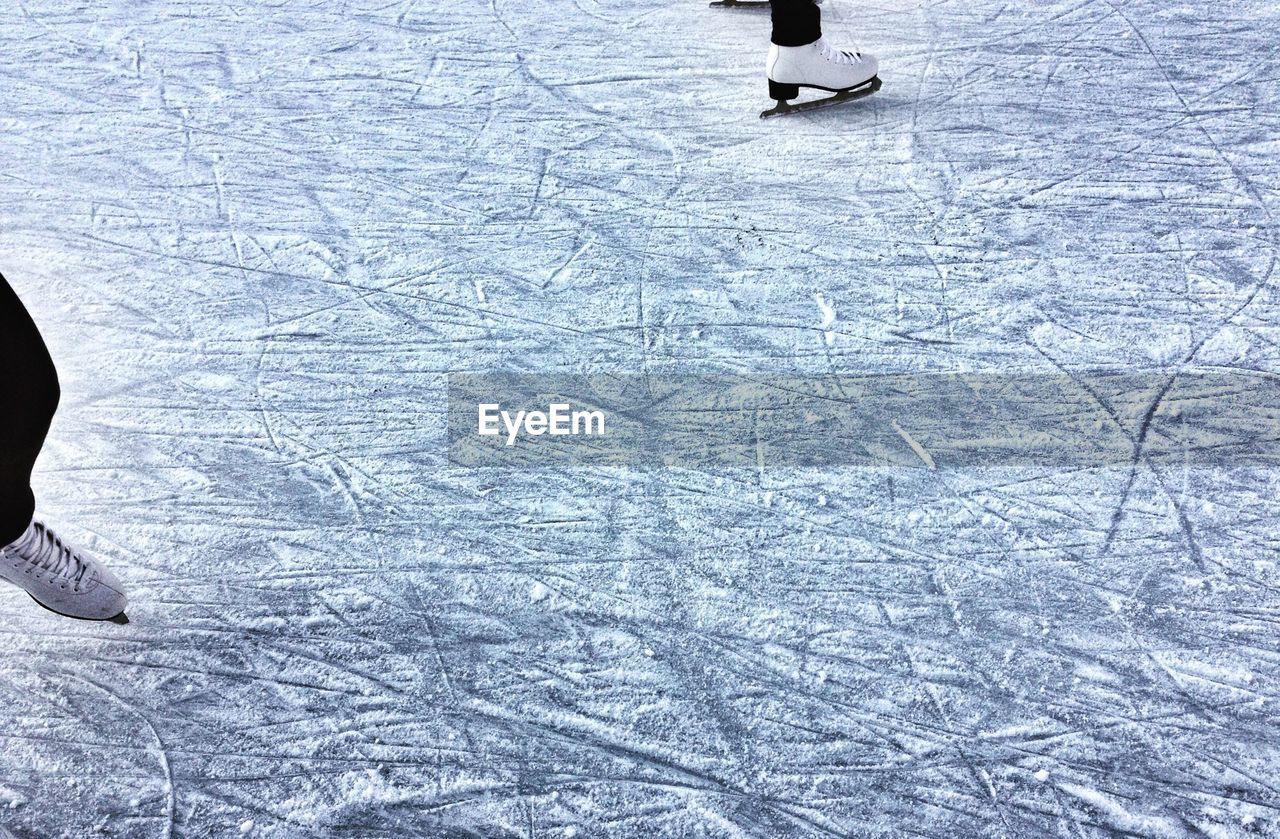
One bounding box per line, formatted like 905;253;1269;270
2;0;1279;835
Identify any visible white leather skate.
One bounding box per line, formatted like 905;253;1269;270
0;520;128;621
764;37;880;116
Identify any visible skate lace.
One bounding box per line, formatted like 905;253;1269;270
816;37;860;66
10;522;89;590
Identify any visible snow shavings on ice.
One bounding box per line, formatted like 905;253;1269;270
1;0;1280;836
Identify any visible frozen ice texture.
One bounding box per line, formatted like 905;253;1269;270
1;0;1278;835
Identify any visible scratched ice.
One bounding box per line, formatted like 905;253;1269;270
1;0;1278;836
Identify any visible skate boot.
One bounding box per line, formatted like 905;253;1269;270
711;0;819;7
0;520;128;622
763;37;880;117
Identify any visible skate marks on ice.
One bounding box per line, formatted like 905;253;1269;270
0;0;1279;836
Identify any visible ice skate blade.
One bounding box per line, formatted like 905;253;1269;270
28;594;129;624
760;75;881;119
709;0;770;6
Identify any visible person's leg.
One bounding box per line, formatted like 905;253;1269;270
0;273;126;621
771;0;821;47
765;0;878;104
0;272;60;547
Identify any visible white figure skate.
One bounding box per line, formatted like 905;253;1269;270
764;37;880;118
0;520;128;622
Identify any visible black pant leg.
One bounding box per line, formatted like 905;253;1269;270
771;0;821;47
0;272;60;546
